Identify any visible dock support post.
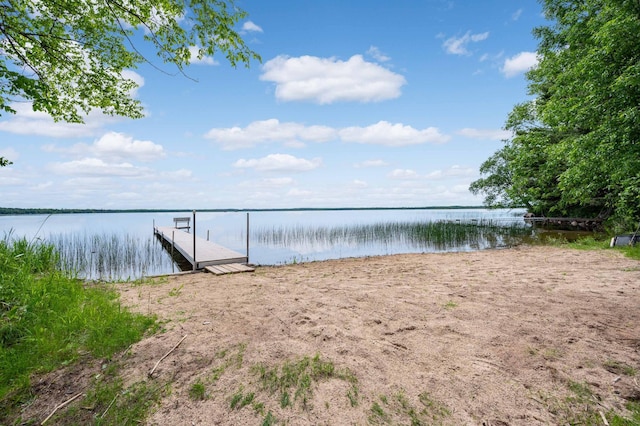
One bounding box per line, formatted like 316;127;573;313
246;212;250;264
171;231;175;272
207;230;210;241
192;210;196;271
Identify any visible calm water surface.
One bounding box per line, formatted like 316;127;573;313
1;208;528;279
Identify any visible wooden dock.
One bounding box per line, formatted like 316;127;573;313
154;226;253;273
523;216;603;231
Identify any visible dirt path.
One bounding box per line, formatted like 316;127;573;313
111;246;640;424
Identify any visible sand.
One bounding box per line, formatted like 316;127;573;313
26;246;640;425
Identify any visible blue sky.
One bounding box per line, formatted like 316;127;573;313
0;0;546;209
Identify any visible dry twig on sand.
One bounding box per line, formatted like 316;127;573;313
148;335;188;377
41;392;83;425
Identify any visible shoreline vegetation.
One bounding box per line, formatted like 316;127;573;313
0;206;491;215
0;237;157;424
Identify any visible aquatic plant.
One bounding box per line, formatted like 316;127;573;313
46;232;176;281
253;219;531;253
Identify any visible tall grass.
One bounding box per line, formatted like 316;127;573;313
0;237;156;416
46;232;175;280
254;219;531;252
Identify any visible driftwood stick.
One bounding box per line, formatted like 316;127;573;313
101;393;119;418
41;392;83;425
599;411;610;426
148;334;188;377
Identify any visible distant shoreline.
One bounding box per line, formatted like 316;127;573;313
0;206;500;215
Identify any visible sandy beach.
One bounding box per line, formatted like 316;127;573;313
26;245;640;425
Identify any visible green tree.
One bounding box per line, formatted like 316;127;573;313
471;0;640;229
0;0;260;165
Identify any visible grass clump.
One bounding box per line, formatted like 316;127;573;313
251;353;358;410
369;401;390;424
82;371;165;425
536;380;640;425
229;386;255;410
189;380;207;401
0;238;156;423
443;300;458;310
609;401;640;426
604;360;637;377
370;389;451;425
213;353;359;423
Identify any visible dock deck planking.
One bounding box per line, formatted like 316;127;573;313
154;226;248;270
204;264;255;275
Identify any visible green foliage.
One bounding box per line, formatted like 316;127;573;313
370;390;451;425
604;360;637;377
77;371;165;426
609;401;640;426
471;0;640;229
251;354;358;411
189;380;207;401
534;379;640;425
369;401;390;424
262;411;277;426
545;234;640;260
0;238;156;416
0;0;260;124
229;387;254;409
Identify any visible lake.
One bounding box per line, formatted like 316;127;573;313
0;208;529;280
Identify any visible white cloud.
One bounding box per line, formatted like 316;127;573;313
471;32;490;42
425;165;475;180
204;119;337;150
389;169;420;180
188;46;218;65
44;132;166;162
352;180;368;188
287;188;312;197
108;191;142;201
502;51;538;77
0;170;23;186
340;121;450;146
30;181;53;191
237;177;296;189
63;176;121;189
260;54;406;104
0;147;19;162
162;169;193;179
456;128;512;140
242;21;263;32
264;177;295;186
443;31;489;55
233;154;322;172
206;119;448;149
512;8;523;21
0;102;120;138
121;70;145;97
354;159;388;168
49;158;149;177
366;46;390;62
